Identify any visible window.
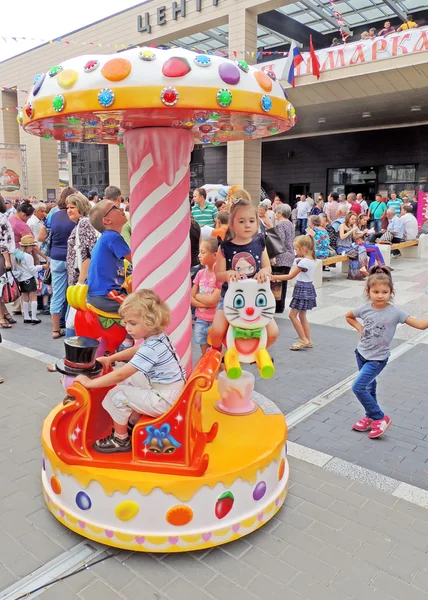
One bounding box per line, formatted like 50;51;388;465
70;143;109;196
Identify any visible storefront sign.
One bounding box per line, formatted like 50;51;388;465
260;26;428;81
138;0;219;34
417;190;428;226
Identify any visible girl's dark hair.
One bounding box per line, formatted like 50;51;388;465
17;201;34;217
365;265;394;297
0;195;6;214
58;186;77;209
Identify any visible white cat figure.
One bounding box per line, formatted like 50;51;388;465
223;279;276;380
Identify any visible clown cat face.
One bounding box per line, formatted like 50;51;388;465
224;280;276;329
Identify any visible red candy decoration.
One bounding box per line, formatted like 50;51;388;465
215;491;234;519
161;87;179;106
25;103;33;119
162;57;191;78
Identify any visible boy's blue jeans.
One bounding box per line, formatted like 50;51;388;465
352;350;388;421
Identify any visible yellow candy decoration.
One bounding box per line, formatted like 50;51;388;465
58;69;79;89
114;500;140;522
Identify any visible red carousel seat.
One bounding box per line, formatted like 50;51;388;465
50;349;222;476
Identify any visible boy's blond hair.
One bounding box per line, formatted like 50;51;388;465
119;290;170;336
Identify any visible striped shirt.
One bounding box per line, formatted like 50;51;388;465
130;333;186;384
387;199;403;216
191;202;218;227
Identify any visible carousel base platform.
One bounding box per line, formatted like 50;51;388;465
41;383;288;553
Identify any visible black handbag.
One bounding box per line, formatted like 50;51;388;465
265;226;286;258
43;266;52;285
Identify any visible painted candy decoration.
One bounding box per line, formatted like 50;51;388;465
253;481;267;501
217;89;232;108
166;505;193;526
75;491;92;510
208;112;221;121
52;95;65;113
287;105;296;119
254;69;273;92
194;55;211;67
139;49;156;61
84;60;100;73
268;126;279;134
114;500;139;522
236;60;249;73
64;130;74;139
98;89;115;108
58;69;79;89
199;124;213;134
244;124;257;134
161;87;179;106
86;118;99;126
67;116;80;124
195;112;208;124
162;57;191;78
25;103;34;119
218;62;240;85
215;491;234;519
200;137;211;144
101;58;132;82
267;70;277;81
48;65;63;77
211;139;221;146
32;73;45;96
50;476;61;494
261;95;273;112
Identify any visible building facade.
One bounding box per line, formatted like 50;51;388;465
0;0;427;202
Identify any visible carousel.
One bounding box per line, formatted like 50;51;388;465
22;46;296;552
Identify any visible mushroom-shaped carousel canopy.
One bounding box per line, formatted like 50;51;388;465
22;47;296;145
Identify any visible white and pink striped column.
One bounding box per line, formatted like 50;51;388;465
124;128;194;376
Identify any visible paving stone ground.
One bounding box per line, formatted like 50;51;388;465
289;344;428;490
1;250;428;598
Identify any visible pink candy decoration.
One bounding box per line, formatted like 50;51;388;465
124;129;195;375
168;536;179;545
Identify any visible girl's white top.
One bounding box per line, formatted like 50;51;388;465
13;253;43;282
295;257;316;283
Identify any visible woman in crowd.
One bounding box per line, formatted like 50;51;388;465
307;214;330;260
66;192;99;289
258;203;273;230
272;203;295;313
0;196;17;328
39;188;76;339
310;196;325;216
354;214;385;269
338;212;369;280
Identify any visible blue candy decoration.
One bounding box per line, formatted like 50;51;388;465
244;124;256;134
261;95;272;112
76;491;92;511
194;55;211;67
98;88;115;108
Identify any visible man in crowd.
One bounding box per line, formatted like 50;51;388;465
339;194;351;211
387;192;403;216
27;201;47;240
400;204;418;240
296;194;311;234
356;193;368;214
88;190;99;205
324;192;339;224
348;193;362;215
104;185;131;246
386;207;405;258
191;188;218;228
5;198;16;217
331;204;349;232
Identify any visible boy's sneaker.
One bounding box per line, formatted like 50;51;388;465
352;417;373;432
368;415;392;439
93;430;132;454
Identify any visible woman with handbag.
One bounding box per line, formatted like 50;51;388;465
272;203;295;313
338;212;369;280
38;187;76;338
0;195;19;327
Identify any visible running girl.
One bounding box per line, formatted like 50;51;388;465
346;266;428;438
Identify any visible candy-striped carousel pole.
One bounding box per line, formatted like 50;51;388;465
124;128;194;375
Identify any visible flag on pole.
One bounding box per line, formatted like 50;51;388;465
281;41;304;87
309;35;321;80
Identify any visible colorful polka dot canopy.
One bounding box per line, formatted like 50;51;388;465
22;47;296;145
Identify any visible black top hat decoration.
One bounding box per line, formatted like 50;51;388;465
56;336;103;377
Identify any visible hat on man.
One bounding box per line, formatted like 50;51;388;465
19;234;38;247
88;190;98;201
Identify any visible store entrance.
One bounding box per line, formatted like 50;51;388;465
290;183;310;206
344;183;375;201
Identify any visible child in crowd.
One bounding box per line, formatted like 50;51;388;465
272;235;317;351
75;290;186;453
345;266;428;439
191;238;221;354
211;210;229;241
13;234;46;325
210;190;278;351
